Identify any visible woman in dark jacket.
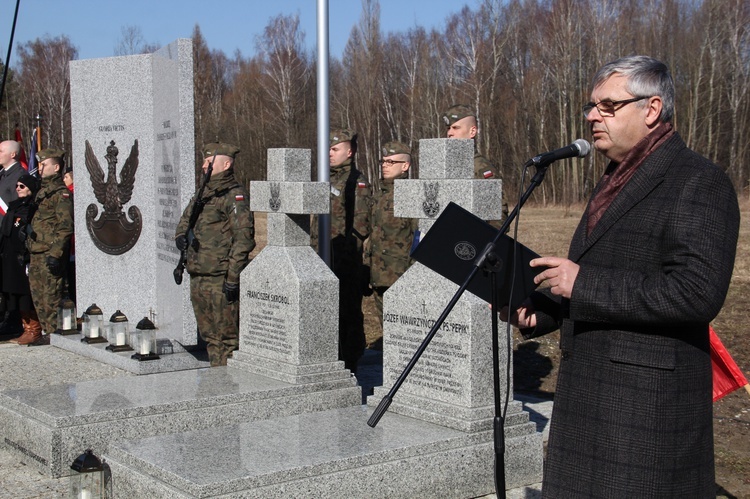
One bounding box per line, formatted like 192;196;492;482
1;173;42;345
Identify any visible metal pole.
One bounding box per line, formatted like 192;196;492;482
316;0;331;267
0;0;22;108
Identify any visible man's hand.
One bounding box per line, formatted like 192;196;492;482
46;256;63;276
175;234;188;251
499;299;537;329
531;256;579;299
223;281;240;303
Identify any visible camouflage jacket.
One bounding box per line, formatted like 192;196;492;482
368;172;416;288
175;170;255;282
311;159;372;267
474;153;508;224
26;173;74;259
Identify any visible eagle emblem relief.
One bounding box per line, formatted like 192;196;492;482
269;182;281;212
85;139;142;255
422;182;440;218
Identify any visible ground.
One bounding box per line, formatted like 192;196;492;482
363;204;750;499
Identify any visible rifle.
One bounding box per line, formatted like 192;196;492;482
173;150;217;285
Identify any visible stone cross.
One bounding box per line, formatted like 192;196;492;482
231;149;350;384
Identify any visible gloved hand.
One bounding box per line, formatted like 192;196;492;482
222;281;240;303
46;256;63;276
175;234;188;251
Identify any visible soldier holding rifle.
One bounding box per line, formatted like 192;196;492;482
174;143;255;367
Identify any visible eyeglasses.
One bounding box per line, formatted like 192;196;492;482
380;159;407;167
16;183;28;190
583;96;649;118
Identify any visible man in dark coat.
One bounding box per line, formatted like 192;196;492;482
507;56;740;497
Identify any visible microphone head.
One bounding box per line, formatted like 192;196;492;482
574;139;592;157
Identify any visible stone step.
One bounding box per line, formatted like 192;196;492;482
105;405;543;498
0;366;360;477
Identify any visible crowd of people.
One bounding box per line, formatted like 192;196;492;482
0;142;74;346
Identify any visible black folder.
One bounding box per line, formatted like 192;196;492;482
410;202;543;307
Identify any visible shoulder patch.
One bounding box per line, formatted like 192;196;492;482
62;192;71;198
483;170;494;179
357;182;367;188
235;194;245;201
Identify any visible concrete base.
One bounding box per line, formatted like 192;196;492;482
0;367;360;477
50;332;210;374
104;405;543;498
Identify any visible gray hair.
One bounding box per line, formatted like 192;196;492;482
591;55;675;123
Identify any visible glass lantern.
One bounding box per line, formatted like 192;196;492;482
131;317;160;361
69;449;108;499
105;310;132;352
81;304;107;344
57;295;77;335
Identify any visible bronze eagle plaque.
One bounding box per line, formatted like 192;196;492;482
85;139;142;255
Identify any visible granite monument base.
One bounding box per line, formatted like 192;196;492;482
104;405;541;498
50;332;210;374
0;367;360;478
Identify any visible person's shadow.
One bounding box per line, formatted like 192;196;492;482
513;341;553;395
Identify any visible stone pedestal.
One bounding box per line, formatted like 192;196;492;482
67;38;198;369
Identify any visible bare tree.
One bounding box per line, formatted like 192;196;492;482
16;35;78;151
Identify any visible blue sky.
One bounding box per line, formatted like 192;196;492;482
1;0;471;62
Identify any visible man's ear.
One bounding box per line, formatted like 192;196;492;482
645;96;663;127
469;125;477;139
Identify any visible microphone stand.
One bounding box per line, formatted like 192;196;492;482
367;159;553;496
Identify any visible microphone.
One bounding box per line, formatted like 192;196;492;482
530;139;591;166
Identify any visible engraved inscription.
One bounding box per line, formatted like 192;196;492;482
246;289;293;355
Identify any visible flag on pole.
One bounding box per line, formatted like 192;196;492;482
27;128;39;177
710;325;749;402
13;127;28;170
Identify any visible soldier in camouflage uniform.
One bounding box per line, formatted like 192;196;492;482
311;129;372;372
367;141;417;348
175;143;255;367
26;148;74;343
443;104;509;223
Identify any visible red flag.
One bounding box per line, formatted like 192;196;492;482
710;325;749;402
13;127;28;170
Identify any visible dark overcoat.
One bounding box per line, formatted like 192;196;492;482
526;133;740;498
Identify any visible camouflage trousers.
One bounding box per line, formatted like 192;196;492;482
336;266;366;372
189;274;239;367
28;253;65;334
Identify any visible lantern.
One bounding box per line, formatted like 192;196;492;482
69;449;109;498
105;310;132;352
80;304;107;344
131;317;159;361
57;295;77;335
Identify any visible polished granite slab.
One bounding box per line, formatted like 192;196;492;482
106;405;542;498
50;332;211;374
0;366;360;477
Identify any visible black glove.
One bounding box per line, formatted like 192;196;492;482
175;234;188;251
46;256;63;276
222;281;240;303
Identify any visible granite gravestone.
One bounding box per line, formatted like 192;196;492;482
372;138;544;485
230;149;352;385
66;39;197;359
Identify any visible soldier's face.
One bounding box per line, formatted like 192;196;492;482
329;142;352;167
381;154;410;180
39;159;59;178
446;116;477;139
203;155;232;176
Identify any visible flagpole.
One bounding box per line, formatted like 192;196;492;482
0;0;21;108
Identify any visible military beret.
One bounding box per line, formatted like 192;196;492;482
203;142;240;159
381;141;411;157
442;104;475;126
36;148;66;162
330;129;356;147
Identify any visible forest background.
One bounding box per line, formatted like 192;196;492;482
0;0;749;206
